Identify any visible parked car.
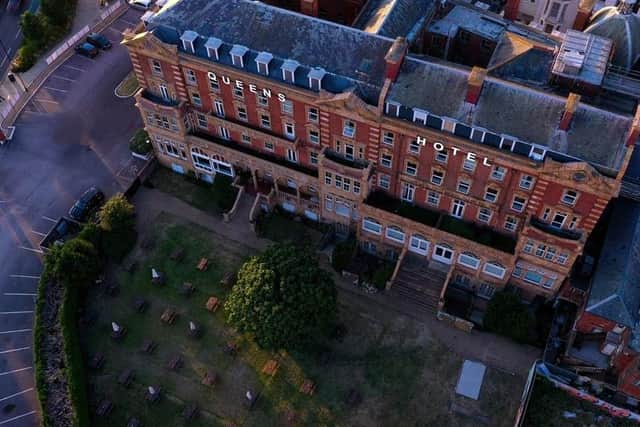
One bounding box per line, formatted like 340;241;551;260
6;0;22;12
74;42;99;58
86;33;112;50
128;0;153;9
68;187;105;221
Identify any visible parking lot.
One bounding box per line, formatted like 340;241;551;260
0;6;144;426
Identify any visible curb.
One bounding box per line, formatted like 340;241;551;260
114;71;140;99
1;4;130;130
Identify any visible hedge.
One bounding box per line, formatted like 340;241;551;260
33;262;54;426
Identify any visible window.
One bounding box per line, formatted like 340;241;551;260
191;92;202;106
401;183;415;202
343;120;356;138
435;150;448;163
325;195;333;211
335;175;342;189
284;122;295;140
483;262;506;279
478;208;492;223
260;114;271;129
542;208;551;221
378;174;390;189
309;77;321;91
519;174;534;190
458;252;480;269
286;149;298;163
433;245;454;264
325;172;332;185
343;177;351;192
191;147;212;172
219;127;230;140
382;131;394;146
335;200;350;217
491;166;506;181
281;100;294;115
504;216;518;232
413;109;428;124
386;226;405;243
568;216;579;230
159;84;170;100
241;133;251;144
457;179;471;194
233;86;244;99
264;141;274;151
257;93;269;107
530;146;546;161
523;240;534;253
196;113;207;128
511;196;526;212
409;235;429;255
345;144;354;161
308;129;320;144
385;101;400;116
462;156;476;172
557;253;569;265
208;75;220;92
406;162;418;176
214;99;225;117
380;153;392;168
427;191;441;206
524;270;543;285
353;181;361;194
551;212;567;228
363;218;382;235
151;60;162;75
310;151;318;165
561;190;579;206
478;283;496;299
185;69;197;85
409;139;421;154
451;200;465;218
308;108;319;122
544;247;556;261
236;105;248;121
484;187;499;203
431;169;445;186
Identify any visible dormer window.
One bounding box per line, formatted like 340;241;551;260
412;109;428;125
205;37;222;60
308;67;326;91
281;59;299;83
230;45;248;68
530;145;546;161
180;30;199;53
255;52;273;76
385;101;400;117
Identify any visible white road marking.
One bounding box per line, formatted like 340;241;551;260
42;86;68;93
0;348;30;355
0;410;37;425
0;329;31;335
33;98;59;105
0;388;33;402
61;64;85;72
30;230;46;237
118;18;138;26
14;28;21;40
0;367;32;377
18;246;43;254
8;275;39;279
41;216;57;223
4;293;36;297
49;75;76;82
0;311;33;315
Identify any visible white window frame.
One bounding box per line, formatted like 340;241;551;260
457;252;480;270
386;226;406;244
342;120;356;138
363;218;382;235
378;174;390;189
519;174;535;190
433;245;454;264
451;200;465;218
385;101;400;117
511;196;526;212
409;235;430;256
382;131;394;146
457;179;471;194
380;153;392;168
483;262;506;279
413;109;428;125
214;99;225;117
478;208;492;223
431;169;444;186
561;190;579;206
427;191;440;206
491;166;506;181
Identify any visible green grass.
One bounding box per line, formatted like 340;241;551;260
115;72;140;98
256;212;323;247
150;168;238;215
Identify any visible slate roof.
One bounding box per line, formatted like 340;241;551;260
585;6;640;71
354;0;435;40
585;199;640;351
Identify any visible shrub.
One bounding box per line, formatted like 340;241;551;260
225;243;337;350
52;238;101;287
212;174;237;212
483;291;534;344
12;41;39;73
20;12;47;42
129;129;152;155
98;194;136;261
331;237;356;272
369;263;394;290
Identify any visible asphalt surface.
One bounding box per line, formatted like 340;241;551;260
0;0;29;79
0;8;143;425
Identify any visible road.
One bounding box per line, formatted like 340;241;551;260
0;0;29;79
0;8;143;425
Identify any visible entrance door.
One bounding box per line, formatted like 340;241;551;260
160;84;170;100
432;244;454;264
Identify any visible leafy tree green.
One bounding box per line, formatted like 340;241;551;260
20;12;47;42
483;291;533;344
331;237;356;272
225;243;337;350
98;194;136;260
51;238;100;287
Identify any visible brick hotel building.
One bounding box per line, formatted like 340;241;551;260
123;0;639;312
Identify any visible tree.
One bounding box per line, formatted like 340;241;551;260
483;291;533;344
51;238;101;287
20;12;46;43
98;194;136;260
225;244;337;350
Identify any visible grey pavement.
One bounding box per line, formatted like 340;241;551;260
0;7;143;425
0;0;29;80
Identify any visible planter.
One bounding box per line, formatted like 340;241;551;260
131;151;152;161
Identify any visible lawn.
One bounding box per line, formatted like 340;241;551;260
149;168;238;216
115;72;140;98
255;210;324;247
82;213;525;426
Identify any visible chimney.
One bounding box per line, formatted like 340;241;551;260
465;67;487;105
572;6;592;31
503;0;521;20
300;0;319;17
384;37;408;82
626;105;640;146
559;93;580;131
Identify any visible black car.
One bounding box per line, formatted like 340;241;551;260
68;187;105;221
75;42;99;58
86;33;112;50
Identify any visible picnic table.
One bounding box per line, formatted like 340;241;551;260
161;308;177;324
221;271;236;287
224;341;238;357
167;354;183;371
197;258;209;271
118;368;134;388
206;296;220;312
261;360;279;377
300;379;316;395
183;403;199;420
126;417;142;427
180;282;195;297
140;339;156;354
170;247;185;262
96;400;113;416
132;297;148;313
202;370;218;386
89;353;105;370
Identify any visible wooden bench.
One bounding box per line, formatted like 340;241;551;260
161;308;177;324
300;379;316;396
88;353;105;370
206;296;220;312
221;271;236;287
140;339;156;354
197;258;209;271
183;403;198;420
126;417;141;427
180;282;195;297
261;359;279;377
118;369;134;388
96;400;113;416
132;297;148;313
201;370;218;387
167;354;183;371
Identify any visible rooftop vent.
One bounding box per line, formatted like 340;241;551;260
205;37;222;60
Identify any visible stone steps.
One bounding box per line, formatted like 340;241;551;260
389;257;448;315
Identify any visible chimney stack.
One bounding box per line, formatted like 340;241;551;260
465;67;487;105
626;105;640;146
384;37;408;82
300;0;319;17
559;93;580;131
503;0;521;20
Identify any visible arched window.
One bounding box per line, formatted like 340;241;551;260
483;262;506;279
457;252;480;270
362;218;382;235
385;225;405;243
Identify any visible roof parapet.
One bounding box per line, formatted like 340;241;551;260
384;37;408;82
465;66;487;105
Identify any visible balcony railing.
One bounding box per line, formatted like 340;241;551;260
530;217;582;241
191;130;318;178
365;190;517;254
323;149;369;170
139;89;180;107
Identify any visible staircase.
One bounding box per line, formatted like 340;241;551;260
389;254;449;315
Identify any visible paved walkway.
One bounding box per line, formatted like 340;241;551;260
133;187;541;377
